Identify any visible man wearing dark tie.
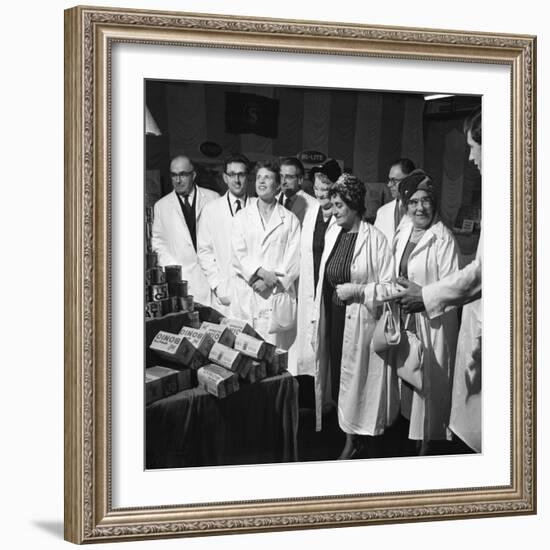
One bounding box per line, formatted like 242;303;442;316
278;157;317;226
198;154;252;313
151;155;219;305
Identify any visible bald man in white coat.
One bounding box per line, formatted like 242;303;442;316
152;155;219;305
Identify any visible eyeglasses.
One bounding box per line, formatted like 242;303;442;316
408;197;433;207
225;172;247;179
171;170;194;180
388;177;404;186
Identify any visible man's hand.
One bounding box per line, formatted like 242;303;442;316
382;277;426;313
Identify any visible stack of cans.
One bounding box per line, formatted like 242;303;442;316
145;261;197;322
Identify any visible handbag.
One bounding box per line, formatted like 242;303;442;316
372;301;401;353
268;291;297;333
394;314;424;391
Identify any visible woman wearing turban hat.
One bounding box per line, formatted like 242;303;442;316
391;169;461;454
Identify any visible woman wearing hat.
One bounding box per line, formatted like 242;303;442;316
392;169;460;454
311;173;399;459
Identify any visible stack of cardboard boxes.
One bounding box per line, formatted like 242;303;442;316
146;316;288;403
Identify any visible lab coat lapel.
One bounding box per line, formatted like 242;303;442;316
409;227;436;259
351;222;369;263
408;214;441;260
195;186;206;219
260;204;284;245
393;218;413;277
323;221;342;260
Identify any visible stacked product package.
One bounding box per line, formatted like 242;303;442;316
148;315;289;401
144;207;199;325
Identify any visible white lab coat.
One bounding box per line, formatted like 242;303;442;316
393;217;460;441
230;201;301;349
152;187;219;305
312;221;399;434
374;199;399;244
289;201;336;376
197;193;254;314
276;190;315;227
423;230;482;452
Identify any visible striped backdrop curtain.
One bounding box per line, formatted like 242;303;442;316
162;82;425;184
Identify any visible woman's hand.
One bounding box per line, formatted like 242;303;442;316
384;277;426;313
257;268;279;289
336;283;362;304
252;279;269;294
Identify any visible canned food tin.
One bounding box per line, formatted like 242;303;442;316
149;283;169;302
164;265;182;283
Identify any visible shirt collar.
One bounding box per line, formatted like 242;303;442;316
228;191;246;206
279;191;298;206
177;186;196;203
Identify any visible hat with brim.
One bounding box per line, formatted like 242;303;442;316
310;158;342;184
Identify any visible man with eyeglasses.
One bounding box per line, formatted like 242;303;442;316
151;155;219;305
197;154;251;313
277;157;317;227
374;158;416;244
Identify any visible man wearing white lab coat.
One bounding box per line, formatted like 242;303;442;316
151;155;219;305
374;158;416;244
197;154;252;314
390;109;482;453
277;157;318;227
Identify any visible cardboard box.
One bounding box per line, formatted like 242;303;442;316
145;365;192;405
266;347;288;376
149;330;207;369
177;327;215;357
219;318;263;339
234;332;266;360
239;359;267;383
208;342;243;373
197;364;239;398
200;321;236;347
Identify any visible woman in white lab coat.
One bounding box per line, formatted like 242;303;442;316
292;172;336;377
312;173;399;459
392;169;460;454
230;160;301;349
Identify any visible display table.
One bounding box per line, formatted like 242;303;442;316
146;372;299;468
145;310;299;469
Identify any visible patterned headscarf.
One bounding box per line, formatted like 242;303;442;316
398;169;434;204
330;173;366;217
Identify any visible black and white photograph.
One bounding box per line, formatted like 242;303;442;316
143;79;482;469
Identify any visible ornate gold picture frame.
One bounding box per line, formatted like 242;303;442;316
64;5;536;544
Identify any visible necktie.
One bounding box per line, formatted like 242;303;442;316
183;194;192;214
279;193;284;205
284;196;292;210
235;199;242;213
181;194;196;250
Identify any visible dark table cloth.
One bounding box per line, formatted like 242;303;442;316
146;373;299;468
